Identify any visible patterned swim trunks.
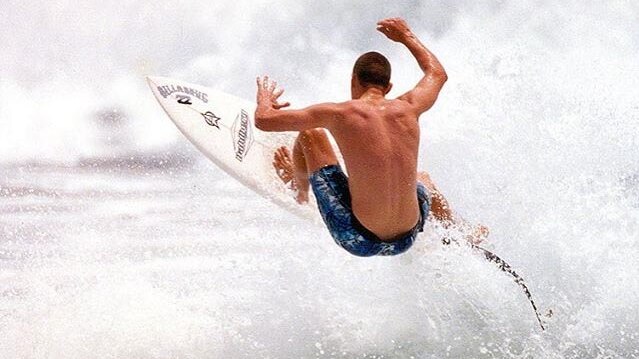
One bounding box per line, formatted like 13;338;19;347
308;164;432;257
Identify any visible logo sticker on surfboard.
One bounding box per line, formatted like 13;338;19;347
232;109;253;162
202;111;221;129
176;94;193;105
156;84;209;103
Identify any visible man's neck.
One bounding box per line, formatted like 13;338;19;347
359;87;386;101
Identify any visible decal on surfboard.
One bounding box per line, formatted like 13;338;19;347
232;109;253;162
157;84;209;103
176;94;193;105
202;111;221;129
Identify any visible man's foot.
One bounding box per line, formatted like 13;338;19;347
272;146;295;187
441;222;489;246
466;224;489;245
272;146;309;203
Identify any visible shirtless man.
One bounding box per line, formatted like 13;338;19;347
255;17;486;257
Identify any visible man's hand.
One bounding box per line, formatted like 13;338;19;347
256;76;290;113
376;17;413;43
254;76;342;132
378;17;447;114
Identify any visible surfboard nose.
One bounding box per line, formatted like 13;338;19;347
146;76;159;88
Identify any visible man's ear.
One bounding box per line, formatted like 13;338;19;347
385;82;393;95
351;75;359;99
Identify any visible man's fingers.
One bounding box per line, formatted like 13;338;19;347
257;76;288;104
376;20;393;34
258;76;269;91
259;75;283;94
273;88;284;99
273;102;291;110
273;101;290;110
269;80;278;92
377;17;406;30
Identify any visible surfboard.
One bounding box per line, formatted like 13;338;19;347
146;76;319;221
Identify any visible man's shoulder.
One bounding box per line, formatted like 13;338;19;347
323;100;362;118
335;100;372;119
313;100;355;113
328;99;412;124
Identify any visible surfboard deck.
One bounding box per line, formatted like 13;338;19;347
146;76;319;222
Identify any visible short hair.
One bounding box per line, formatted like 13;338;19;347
353;51;391;88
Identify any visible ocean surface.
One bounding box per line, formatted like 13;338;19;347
1;1;638;358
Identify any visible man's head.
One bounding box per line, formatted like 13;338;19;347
351;51;392;99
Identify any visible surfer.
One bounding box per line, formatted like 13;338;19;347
256;17;487;256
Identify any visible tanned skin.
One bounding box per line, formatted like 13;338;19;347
255;18;487;242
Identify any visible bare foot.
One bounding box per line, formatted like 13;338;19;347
466;224;489;245
272;146;308;203
272;146;295;188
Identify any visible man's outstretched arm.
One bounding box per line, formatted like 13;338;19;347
254;76;344;132
377;17;447;114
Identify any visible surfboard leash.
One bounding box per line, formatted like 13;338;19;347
443;238;546;331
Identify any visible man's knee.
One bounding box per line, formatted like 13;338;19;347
297;128;333;154
296;128;338;171
298;128;327;145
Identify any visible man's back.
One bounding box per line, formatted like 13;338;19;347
331;97;421;240
255;18;449;252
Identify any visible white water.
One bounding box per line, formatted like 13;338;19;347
1;1;638;358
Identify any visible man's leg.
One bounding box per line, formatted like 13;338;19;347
273;128;339;203
417;171;454;225
417;171;489;244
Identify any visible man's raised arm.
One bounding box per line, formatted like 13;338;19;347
377;18;448;114
254;76;344;132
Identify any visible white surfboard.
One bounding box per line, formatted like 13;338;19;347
146;76;319;221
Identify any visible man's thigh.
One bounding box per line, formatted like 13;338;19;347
297;128;339;173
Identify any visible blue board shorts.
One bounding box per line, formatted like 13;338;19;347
309;165;432;257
